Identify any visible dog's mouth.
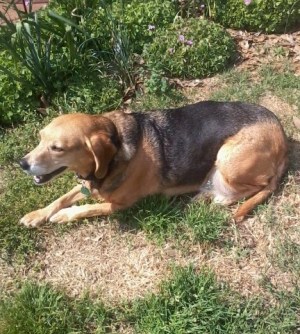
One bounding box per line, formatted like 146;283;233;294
33;166;67;185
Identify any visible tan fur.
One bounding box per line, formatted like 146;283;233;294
209;123;288;221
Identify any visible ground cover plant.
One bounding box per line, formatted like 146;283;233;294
144;18;236;79
187;0;300;33
0;0;300;333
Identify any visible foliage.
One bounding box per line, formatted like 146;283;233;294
0;1;134;125
0;51;38;125
204;0;300;33
113;0;177;54
52;72;123;113
143;18;236;79
0;9;87;100
144;69;171;95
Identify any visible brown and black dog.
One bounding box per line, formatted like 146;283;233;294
19;101;288;227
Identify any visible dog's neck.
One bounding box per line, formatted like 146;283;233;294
76;172;98;182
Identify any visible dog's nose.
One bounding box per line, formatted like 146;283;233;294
19;158;30;171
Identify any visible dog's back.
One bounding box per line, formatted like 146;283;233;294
125;102;286;187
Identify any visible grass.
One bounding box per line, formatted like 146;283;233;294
129;266;299;334
0;267;299;334
0;60;300;333
0;282;111;334
210;64;300;113
115;196;228;244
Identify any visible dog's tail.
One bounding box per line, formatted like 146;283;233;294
233;158;288;222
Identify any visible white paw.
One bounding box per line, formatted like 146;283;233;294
20;209;47;228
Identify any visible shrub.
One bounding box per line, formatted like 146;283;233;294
114;0;178;54
143;18;236;79
53;72;123;113
0;51;38;125
205;0;300;33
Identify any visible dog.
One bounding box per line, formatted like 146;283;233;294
19;101;288;228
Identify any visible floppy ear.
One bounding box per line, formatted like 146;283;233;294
85;133;117;179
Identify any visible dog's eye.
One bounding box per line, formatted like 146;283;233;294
50;145;64;152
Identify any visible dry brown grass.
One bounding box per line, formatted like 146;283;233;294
23;221;196;303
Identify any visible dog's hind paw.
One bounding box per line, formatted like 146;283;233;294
20;209;47;228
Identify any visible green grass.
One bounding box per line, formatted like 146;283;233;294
0;168;77;262
115;196;228;244
1;267;298;334
129;266;299;334
210;64;300;113
0;283;111;334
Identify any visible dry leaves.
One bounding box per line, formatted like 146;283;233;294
228;29;300;75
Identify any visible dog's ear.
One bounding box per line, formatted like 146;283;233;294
85;133;117;179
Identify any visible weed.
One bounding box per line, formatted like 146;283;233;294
132;87;187;112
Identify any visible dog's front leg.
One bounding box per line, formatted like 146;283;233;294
20;185;85;228
49;202;123;224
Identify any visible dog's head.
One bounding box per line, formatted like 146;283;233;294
19;113;119;185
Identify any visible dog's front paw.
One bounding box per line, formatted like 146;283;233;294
20;209;47;228
50;207;78;224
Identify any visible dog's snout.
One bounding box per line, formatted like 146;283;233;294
19;158;30;171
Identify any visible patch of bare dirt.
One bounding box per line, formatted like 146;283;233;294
182;76;222;102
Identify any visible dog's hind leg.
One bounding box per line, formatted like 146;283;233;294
211;123;288;222
233;159;287;222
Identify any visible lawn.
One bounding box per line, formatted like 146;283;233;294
0;1;300;333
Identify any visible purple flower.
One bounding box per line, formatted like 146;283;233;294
185;40;193;46
244;0;252;5
148;24;156;31
25;0;30;7
178;34;185;43
200;4;205;9
168;48;175;54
